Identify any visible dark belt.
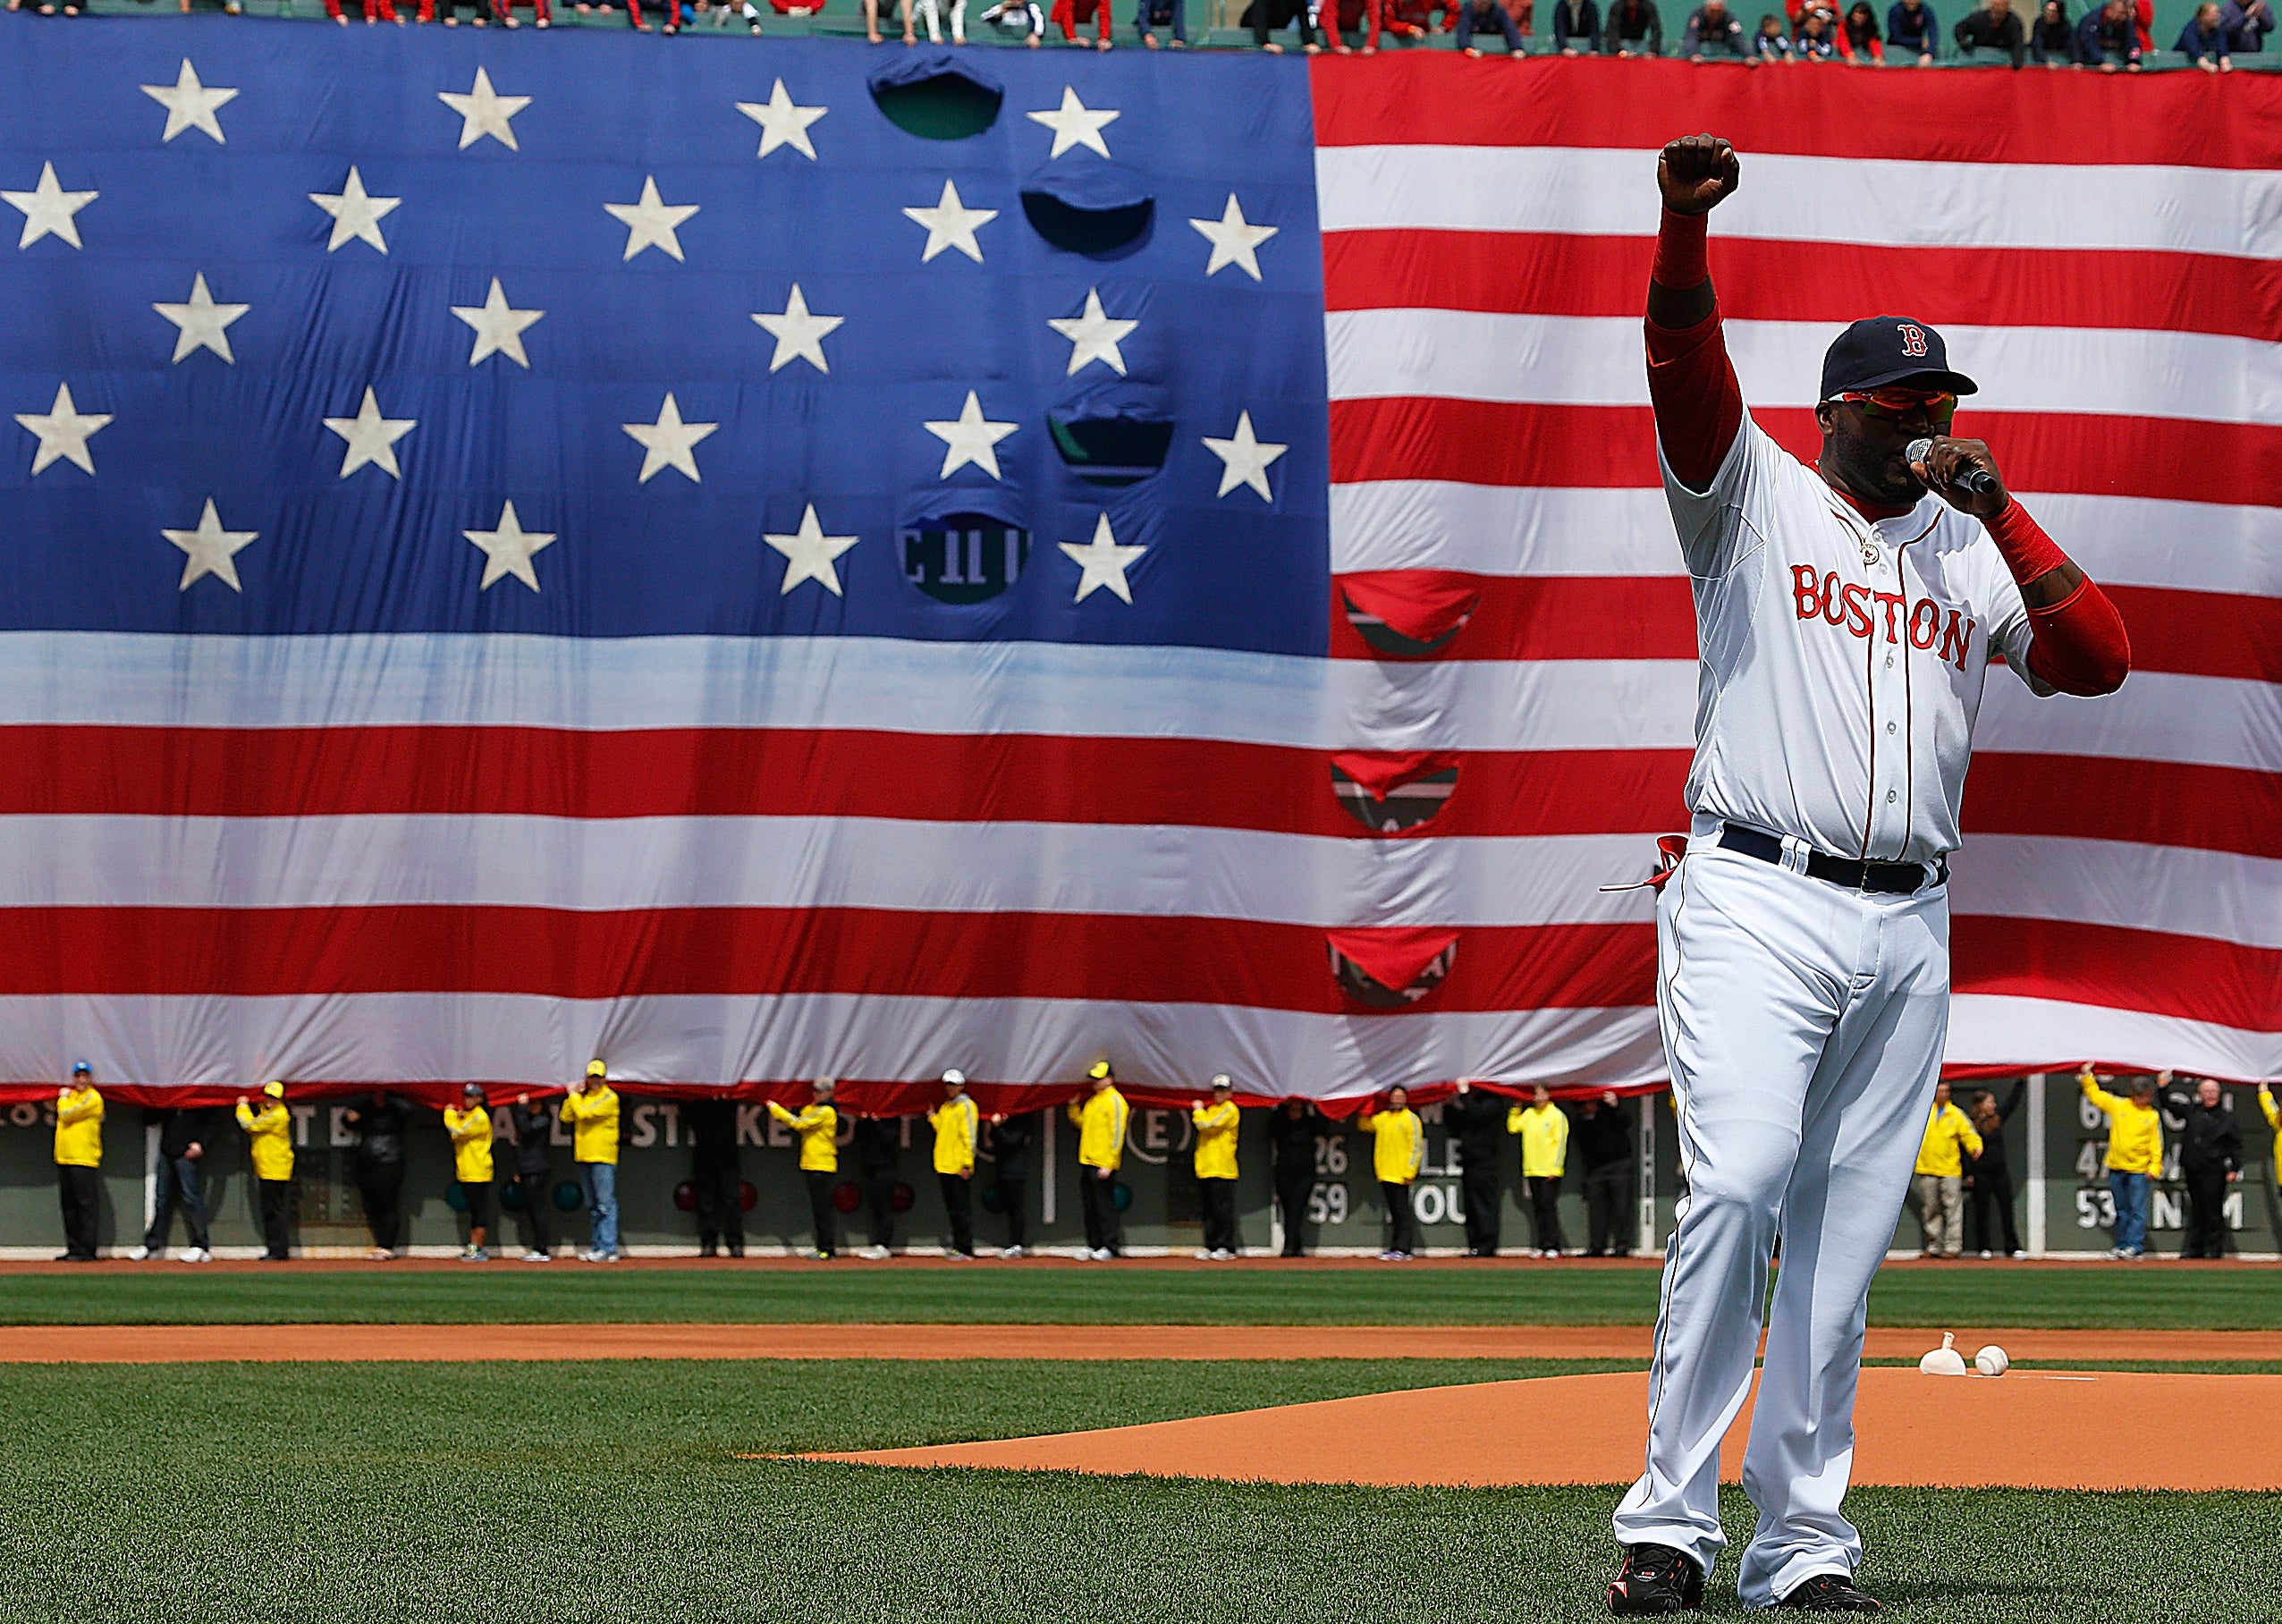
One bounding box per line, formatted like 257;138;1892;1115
1719;824;1946;895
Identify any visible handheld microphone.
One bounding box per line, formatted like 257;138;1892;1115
1906;436;1997;497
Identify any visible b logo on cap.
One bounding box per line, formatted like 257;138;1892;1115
1897;323;1928;359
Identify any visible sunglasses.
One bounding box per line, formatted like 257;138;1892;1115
1835;388;1957;426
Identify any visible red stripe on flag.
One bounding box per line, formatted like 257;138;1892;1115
1962;755;2282;862
1952;916;2282;1034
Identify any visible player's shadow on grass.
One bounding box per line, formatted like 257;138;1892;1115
1868;1575;2101;1608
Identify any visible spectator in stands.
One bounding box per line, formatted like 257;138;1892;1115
686;1094;743;1259
1794;4;1839;47
133;1104;218;1264
492;0;552;26
1247;0;1327;50
1509;1086;1570;1258
1359;1087;1424;1261
508;1093;556;1262
1754;13;1797;53
1070;1062;1130;1260
1365;0;1451;45
1270;1097;1330;1256
55;1062;103;1264
1913;1081;1982;1259
2081;1066;2161;1258
1885;0;1936;55
562;1062;621;1263
2175;2;2234;63
343;1090;411;1260
2162;1075;2243;1258
1953;0;2024;55
771;1078;841;1262
1685;0;1750;51
909;0;959;39
1603;0;1664;49
323;0;398;22
852;1115;900;1260
2075;0;2141;65
418;0;483;23
929;1070;980;1261
1554;0;1602;47
1837;2;1884;54
1054;0;1116;41
1458;0;1526;51
444;1084;494;1264
976;0;1047;39
864;0;916;42
1575;1091;1634;1257
1964;1080;2026;1258
987;1109;1033;1257
235;1082;295;1263
2219;0;2271;51
1137;0;1186;44
2028;0;2073;57
1191;1076;1241;1260
1448;1080;1509;1257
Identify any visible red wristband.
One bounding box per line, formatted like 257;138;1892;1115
1652;208;1710;290
1982;498;2070;588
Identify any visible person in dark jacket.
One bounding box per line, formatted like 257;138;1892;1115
1243;0;1326;49
132;1105;220;1262
1962;1079;2026;1258
2163;1075;2244;1258
1885;0;1936;54
2174;1;2232;63
2075;0;2140;64
1456;0;1526;51
1553;0;1601;45
1446;1082;1509;1256
2027;0;2072;56
1269;1097;1331;1256
686;1095;745;1258
507;1093;557;1261
1135;0;1185;41
1603;0;1662;48
2218;0;2271;51
987;1111;1034;1256
1574;1091;1635;1256
852;1116;900;1260
343;1091;412;1259
1953;0;2024;59
1684;0;1748;50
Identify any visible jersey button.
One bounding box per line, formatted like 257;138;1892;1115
1887;790;1898;803
1887;722;1897;735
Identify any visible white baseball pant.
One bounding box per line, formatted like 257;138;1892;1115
1612;838;1948;1608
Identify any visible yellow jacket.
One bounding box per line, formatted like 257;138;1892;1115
236;1101;295;1181
929;1095;978;1175
1358;1107;1423;1185
561;1084;620;1164
443;1104;494;1183
2082;1076;2162;1175
2259;1087;2280;1183
770;1101;839;1172
1069;1087;1129;1171
54;1085;103;1168
1192;1101;1239;1180
1914;1102;1984;1178
1508;1103;1570;1179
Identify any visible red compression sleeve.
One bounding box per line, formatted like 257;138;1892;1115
1652;207;1708;290
1984;501;2131;696
1644;309;1744;491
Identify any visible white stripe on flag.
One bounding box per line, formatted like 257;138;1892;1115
1947;994;2280;1084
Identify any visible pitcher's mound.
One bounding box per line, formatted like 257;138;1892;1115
813;1368;2282;1492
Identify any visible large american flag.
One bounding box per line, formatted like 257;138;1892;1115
0;22;2274;1108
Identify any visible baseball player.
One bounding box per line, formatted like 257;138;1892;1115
1607;135;2130;1616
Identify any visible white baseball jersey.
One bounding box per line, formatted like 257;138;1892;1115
1661;416;2047;867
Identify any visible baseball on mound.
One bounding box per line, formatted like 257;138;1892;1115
1974;1344;2010;1377
1918;1332;1969;1376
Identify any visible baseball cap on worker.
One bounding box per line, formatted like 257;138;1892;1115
1819;316;1979;402
941;1069;966;1088
585;1060;606;1078
1210;1073;1233;1093
70;1061;91;1078
264;1080;286;1101
1087;1060;1113;1081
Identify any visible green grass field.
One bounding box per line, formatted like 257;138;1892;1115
7;1259;2274;1328
5;1358;2274;1624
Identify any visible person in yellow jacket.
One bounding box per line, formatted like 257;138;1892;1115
1069;1061;1129;1260
443;1082;495;1263
55;1061;104;1263
1910;1080;1983;1260
928;1070;981;1260
233;1080;296;1262
2259;1084;2282;1203
1191;1074;1242;1260
1508;1085;1572;1258
2082;1065;2162;1259
562;1061;621;1262
770;1077;841;1260
1359;1086;1424;1261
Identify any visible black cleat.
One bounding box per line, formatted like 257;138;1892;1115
1776;1574;1882;1612
1609;1544;1705;1614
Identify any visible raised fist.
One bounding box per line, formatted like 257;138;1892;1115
1659;134;1739;216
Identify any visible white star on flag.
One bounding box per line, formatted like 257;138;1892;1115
4;163;98;251
15;382;112;477
465;500;555;592
903;179;997;265
1060;512;1146;605
1048;289;1138;377
452;277;545;368
164;499;258;593
141;59;238;146
308;167;400;255
605;175;699;262
925;391;1018;480
1027;87;1119;159
1201;410;1288;501
751;284;844;375
736;79;827;160
763;503;861;596
1189;194;1279;282
437;67;531;152
622;393;719;484
323;386;417;479
153;274;250;364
